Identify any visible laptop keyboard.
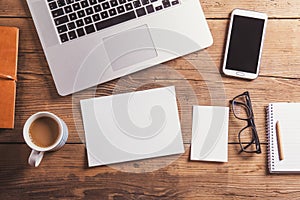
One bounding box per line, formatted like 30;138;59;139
47;0;180;43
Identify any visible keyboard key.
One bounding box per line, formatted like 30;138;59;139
57;24;68;33
155;5;162;11
89;0;98;5
77;10;86;18
92;14;101;21
94;5;102;12
98;0;105;2
76;28;85;36
102;2;110;9
85;24;96;34
72;3;81;11
109;8;117;16
141;0;149;5
69;13;77;20
146;4;154;13
136;7;146;16
100;11;109;19
95;11;136;30
81;0;89;8
66;0;75;4
125;3;133;10
150;0;157;2
162;0;170;8
76;19;84;27
67;22;76;30
117;5;125;13
52;8;64;18
110;0;118;7
57;0;66;7
84;16;93;24
68;31;77;40
60;33;69;43
133;0;141;8
49;2;58;10
55;16;69;25
171;0;179;5
64;5;73;13
86;7;94;15
119;0;126;4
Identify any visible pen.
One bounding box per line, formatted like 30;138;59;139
276;121;284;161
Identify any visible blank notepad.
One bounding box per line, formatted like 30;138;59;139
267;103;300;173
191;106;229;162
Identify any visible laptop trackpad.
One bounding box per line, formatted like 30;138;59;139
103;25;157;71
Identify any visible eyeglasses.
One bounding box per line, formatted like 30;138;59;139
230;91;261;154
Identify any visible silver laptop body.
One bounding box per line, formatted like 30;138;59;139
27;0;213;96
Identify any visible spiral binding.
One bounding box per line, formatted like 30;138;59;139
266;104;275;172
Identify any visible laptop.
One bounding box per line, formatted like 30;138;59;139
27;0;213;96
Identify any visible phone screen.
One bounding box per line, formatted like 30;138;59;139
225;15;265;73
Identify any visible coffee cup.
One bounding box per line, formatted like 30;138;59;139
23;112;68;167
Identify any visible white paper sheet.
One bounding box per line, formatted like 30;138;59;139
191;106;229;162
80;86;184;167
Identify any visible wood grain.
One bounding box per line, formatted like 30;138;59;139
0;0;300;18
0;18;299;78
2;55;300;143
1;144;299;199
1;0;300;199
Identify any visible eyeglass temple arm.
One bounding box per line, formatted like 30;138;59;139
231;101;252;116
245;93;253;108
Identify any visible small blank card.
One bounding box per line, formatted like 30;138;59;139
191;106;229;162
80;86;184;167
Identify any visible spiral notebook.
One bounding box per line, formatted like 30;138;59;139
266;103;300;173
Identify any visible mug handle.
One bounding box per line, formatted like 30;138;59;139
28;150;44;167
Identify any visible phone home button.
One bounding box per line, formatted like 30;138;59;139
236;72;245;76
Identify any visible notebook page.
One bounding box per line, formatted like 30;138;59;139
270;103;300;172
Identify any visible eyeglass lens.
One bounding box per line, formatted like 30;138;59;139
239;126;259;152
232;94;252;120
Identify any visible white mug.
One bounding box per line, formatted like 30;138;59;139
23;112;68;167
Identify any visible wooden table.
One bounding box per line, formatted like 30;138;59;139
1;0;300;199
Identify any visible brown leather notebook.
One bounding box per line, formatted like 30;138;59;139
0;26;19;129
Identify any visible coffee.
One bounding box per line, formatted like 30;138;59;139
29;117;60;148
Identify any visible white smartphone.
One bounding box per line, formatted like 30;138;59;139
222;9;268;79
